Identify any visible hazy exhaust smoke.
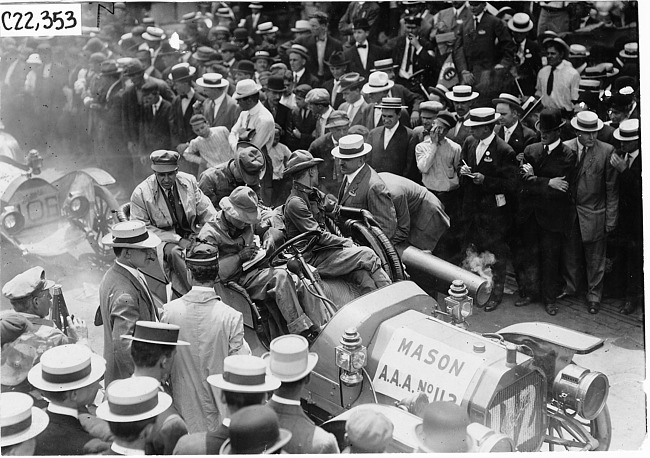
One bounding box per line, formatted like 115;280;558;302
461;244;495;288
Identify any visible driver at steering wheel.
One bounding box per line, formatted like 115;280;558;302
282;150;392;295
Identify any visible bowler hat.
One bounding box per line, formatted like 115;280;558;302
0;393;49;447
220;186;261;224
331;134;372;159
607;91;633;111
415;401;470;453
463;107;500;127
100;220;161;249
535;108;566;132
283;150;324;177
150;149;179;172
266;75;285;92
232;59;255;75
570;111;604;132
2;267;55;301
235;142;265;185
28;344;106;392
263;335;318;382
169;63;195;82
233;28;249;41
220;406;292;454
232;79;261;99
353;18;371;31
121;321;189;346
325;51;349;67
96;377;172;423
613;118;639;142
208;355;281;393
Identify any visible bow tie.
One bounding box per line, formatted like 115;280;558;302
356;43;367;49
180;94;188;99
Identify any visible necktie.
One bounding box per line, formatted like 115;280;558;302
206;99;214;125
331;81;339;106
626;153;632;168
167;189;178;222
405;41;413;72
546;67;555;96
294;73;299;84
544;144;550;155
504;128;511;144
356;43;367;49
152;105;157;116
474;16;478;30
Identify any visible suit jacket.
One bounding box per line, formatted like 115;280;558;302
170;91;205;148
267;399;339;454
244;13;270;45
287;106;317;150
295;68;320;88
263;100;292;140
617;153;642;239
196;94;240;131
460;134;517;236
322;78;345;109
147;405;188;455
447;116;471;146
141;99;173;153
172;423;229;455
121;77;175;146
497;121;537;156
99;262;159;385
344;43;387;78
308;133;342;195
518;142;576;233
388;35;439;88
453;12;515;75
34;411;97;456
367;124;418;181
338;1;381;40
563;138;619;242
296;35;343;82
513;38;543;96
379;172;450;250
390;83;425;113
339;98;370;128
431;5;473;50
338;163;397;239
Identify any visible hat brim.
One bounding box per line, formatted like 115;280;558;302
252;56;274;63
151;164;179;172
256;27;279;35
100;69;123;76
196;78;229;88
284;158;324;177
120;335;190;346
331;142;372;159
325;59;350;67
220;428;292;454
170;67;196;81
325;120;351;129
613;131;639;141
362;80;394;94
446;92;479;102
288;50;309;60
100;230;161;249
28;354;106;392
291;27;311;33
464;113;501;127
219;197;261;225
535;119;566;132
261;352;319;382
619;51;638;59
570;118;604;132
375;103;407;110
491;98;524;112
96;391;172;423
233;88;261;100
207;373;281;393
142;33;165;41
414;423;437;453
0;407;50;447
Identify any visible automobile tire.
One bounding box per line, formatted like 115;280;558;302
90;185;119;259
545;404;611;451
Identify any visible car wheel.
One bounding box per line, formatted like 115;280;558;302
89;185;118;258
544;404;611;451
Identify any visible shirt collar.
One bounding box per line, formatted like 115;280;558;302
628;150;639;160
321;106;334;120
47;403;78;419
116;261;143;282
547;138;561;152
474;11;485;23
454;4;466;15
504;121;518;135
192;286;216;292
111;442;145;455
271;394;301;406
222;418;231;427
385;123;399;135
351;97;364;108
480;132;495;146
294;67;306;79
248;101;263;114
344;163;365;183
152;96;162;111
186;88;195;99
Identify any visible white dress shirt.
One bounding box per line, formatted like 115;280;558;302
356;41;369;69
181;88;194;115
503;121;518;144
347;97;364;123
293;67;305;84
383;123;399;149
476;132;495;164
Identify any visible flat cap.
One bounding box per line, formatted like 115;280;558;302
2;267;55;301
305;88;330;104
150;150;179;172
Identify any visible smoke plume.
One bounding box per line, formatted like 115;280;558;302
461;244;495;288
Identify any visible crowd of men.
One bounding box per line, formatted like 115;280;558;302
0;0;643;455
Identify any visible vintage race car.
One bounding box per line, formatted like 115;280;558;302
0;151;119;259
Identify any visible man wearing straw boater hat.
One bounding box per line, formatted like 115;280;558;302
122;321;189;454
0;392;49;455
194;71;238;130
27;344;107;455
458;107;517;312
609;119;642;316
98;220;162;385
264;335;339;453
507;13;542;97
308;109;351;194
282;149;391;301
96;377;172;455
561;111;618;316
492;92;537;160
445;84;479;145
515;108;576;316
174;355;281;453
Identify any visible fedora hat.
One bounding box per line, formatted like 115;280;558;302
324;110;350;129
372;58;397;72
283;150;324;177
197;72;229;88
28;344;106;392
232;59;255;75
220;42;238;54
220;186;261;224
376;96;407;110
121;321;189;346
220;406;292;454
427;83;450;102
101;220;161;249
263;335;318;382
192;46;218;62
507;12;533;33
100;60;122;76
122;59;145;76
288;43;309;60
252;50;274;63
583;63;619;79
233;78;261;99
464;107;500;127
331;134;372;159
3;266;55;301
619;42;638;59
235;142;265;185
96;377;172;423
150;149;179;172
291;20;311;33
535;108;565;132
0;393;49;447
446;85;479;102
256;22;278;35
492;93;523;112
266;74;286;92
613;118;639;142
339;72;365;92
142;26;165;42
415;401;470;453
570;110;603;132
169;63;196;82
362;71;394;94
325;50;349;68
208;355;281;393
569;44;590;59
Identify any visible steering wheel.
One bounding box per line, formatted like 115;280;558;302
269;230;321;267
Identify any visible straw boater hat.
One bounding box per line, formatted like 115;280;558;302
219;186;262;225
376;97;407;110
232;79;262;99
362;71;394;94
142;27;165;42
583;63;619;79
220;406;292;455
542;37;570;56
507;12;533;33
569;44;590;59
570;111;604;132
252;50;274;64
256;22;279;35
288;44;310;60
169;63;196;82
192;46;219;62
26;54;42;65
492;93;524;113
196;72;229;88
101;220;161;249
579;79;600;93
619;42;638;59
208;354;281;392
283;150;324;177
372;58;397;72
331;134;372;159
96;377;172;422
263;335;318;382
339;73;365;92
28;344;106;392
0;392;49;447
463;107;501;127
613;118;639;142
446;85;479;102
121;321;189;345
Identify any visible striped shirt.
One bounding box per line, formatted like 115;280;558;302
184;127;233;176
